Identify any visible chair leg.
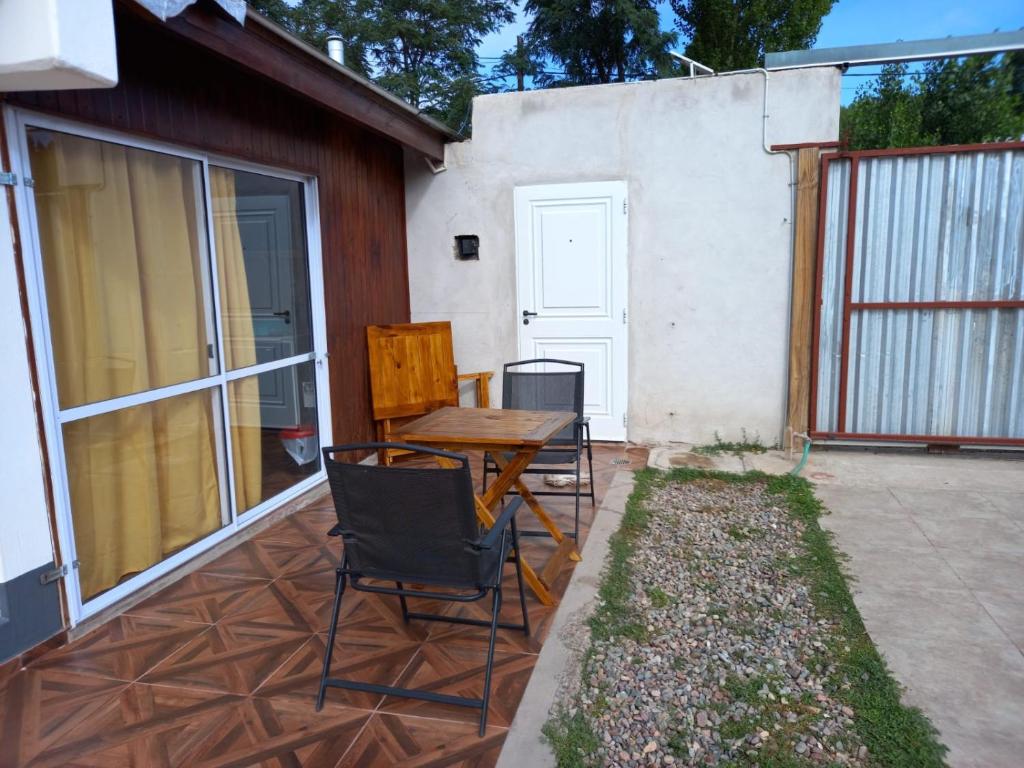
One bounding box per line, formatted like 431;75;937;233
585;423;596;506
396;581;409;623
317;570;347;711
479;584;502;736
573;429;582;542
511;519;530;637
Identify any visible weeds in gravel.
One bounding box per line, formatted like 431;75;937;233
545;466;948;768
645;585;672;608
588;467;659;642
544;710;601;768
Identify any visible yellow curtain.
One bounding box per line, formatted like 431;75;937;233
210;167;263;513
31;132;222;599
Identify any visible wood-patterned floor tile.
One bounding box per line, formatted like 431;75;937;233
211;579;326;633
256;634;419;711
425;578;550;655
379;643;534;728
336;712;505;767
124;571;270;624
316;589;434;646
247;514;340;576
0;667;126;768
24;682;368;768
195;539;285;581
0;444;647;768
139;619;310;695
27;616;210;682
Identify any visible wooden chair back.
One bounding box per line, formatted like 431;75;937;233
366;321;492;464
367;322;460;421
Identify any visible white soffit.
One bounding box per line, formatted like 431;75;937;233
133;0;246;24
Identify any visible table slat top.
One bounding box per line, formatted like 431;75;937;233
395;407;574;448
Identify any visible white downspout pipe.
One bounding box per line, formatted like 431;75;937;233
719;67;799;445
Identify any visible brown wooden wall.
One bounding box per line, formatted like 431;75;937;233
6;7;411;447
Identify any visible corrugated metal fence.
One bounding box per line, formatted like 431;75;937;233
812;143;1024;445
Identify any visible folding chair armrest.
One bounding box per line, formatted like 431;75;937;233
477;496;524;549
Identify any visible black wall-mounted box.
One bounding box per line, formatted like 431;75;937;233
454;235;479;261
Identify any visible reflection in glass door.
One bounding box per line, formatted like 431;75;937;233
210;167;321;516
15;114;327;617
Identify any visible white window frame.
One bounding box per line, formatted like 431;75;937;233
4;107;333;624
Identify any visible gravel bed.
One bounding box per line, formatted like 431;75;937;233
572;477;868;767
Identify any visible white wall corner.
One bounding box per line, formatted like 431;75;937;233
0;0;118;92
0;181;56;583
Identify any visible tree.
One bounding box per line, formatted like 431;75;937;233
840;56;1024;150
248;0;514;132
523;0;677;86
492;35;545;91
247;0;370;75
671;0;835;71
840;64;928;150
247;0;292;27
918;55;1023;145
353;0;514;127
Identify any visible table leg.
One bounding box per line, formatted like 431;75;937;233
434;453;556;606
491;454;582;563
490;452;582;597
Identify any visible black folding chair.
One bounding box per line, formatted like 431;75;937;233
482;358;595;543
317;442;530;736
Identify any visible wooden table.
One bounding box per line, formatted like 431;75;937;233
394;406;580;606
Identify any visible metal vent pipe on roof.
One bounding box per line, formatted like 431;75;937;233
326;35;344;66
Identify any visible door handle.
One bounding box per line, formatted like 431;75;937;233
522;310;538;325
273;309;292;325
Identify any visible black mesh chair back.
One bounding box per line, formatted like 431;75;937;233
502;359;584;444
323;448;485;588
317;442;531;736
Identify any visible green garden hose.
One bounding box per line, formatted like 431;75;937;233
790;438;812;476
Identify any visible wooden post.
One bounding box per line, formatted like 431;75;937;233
786;147;822;443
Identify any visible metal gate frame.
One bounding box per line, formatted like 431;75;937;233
809;140;1024;446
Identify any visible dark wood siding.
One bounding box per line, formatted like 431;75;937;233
6;8;411;447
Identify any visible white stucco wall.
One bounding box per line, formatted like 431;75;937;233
405;68;840;446
0;184;54;583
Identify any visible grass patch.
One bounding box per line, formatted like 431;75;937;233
765;472;948;767
726;524;751;541
645;585;672;608
587;467;660;642
543;710;600;768
693;429;768;458
545;465;948;767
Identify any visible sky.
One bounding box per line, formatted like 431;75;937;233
476;0;1024;104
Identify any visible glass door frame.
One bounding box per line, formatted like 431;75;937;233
4;107;333;624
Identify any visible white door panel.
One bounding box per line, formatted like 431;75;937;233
530;339;611;418
515;182;628;440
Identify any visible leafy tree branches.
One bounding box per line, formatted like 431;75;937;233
841;57;1024;150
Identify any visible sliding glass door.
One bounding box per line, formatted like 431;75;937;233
11;112;329;619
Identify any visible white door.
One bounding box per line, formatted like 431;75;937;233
514;181;628;440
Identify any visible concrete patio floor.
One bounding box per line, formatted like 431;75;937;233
745;447;1024;768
